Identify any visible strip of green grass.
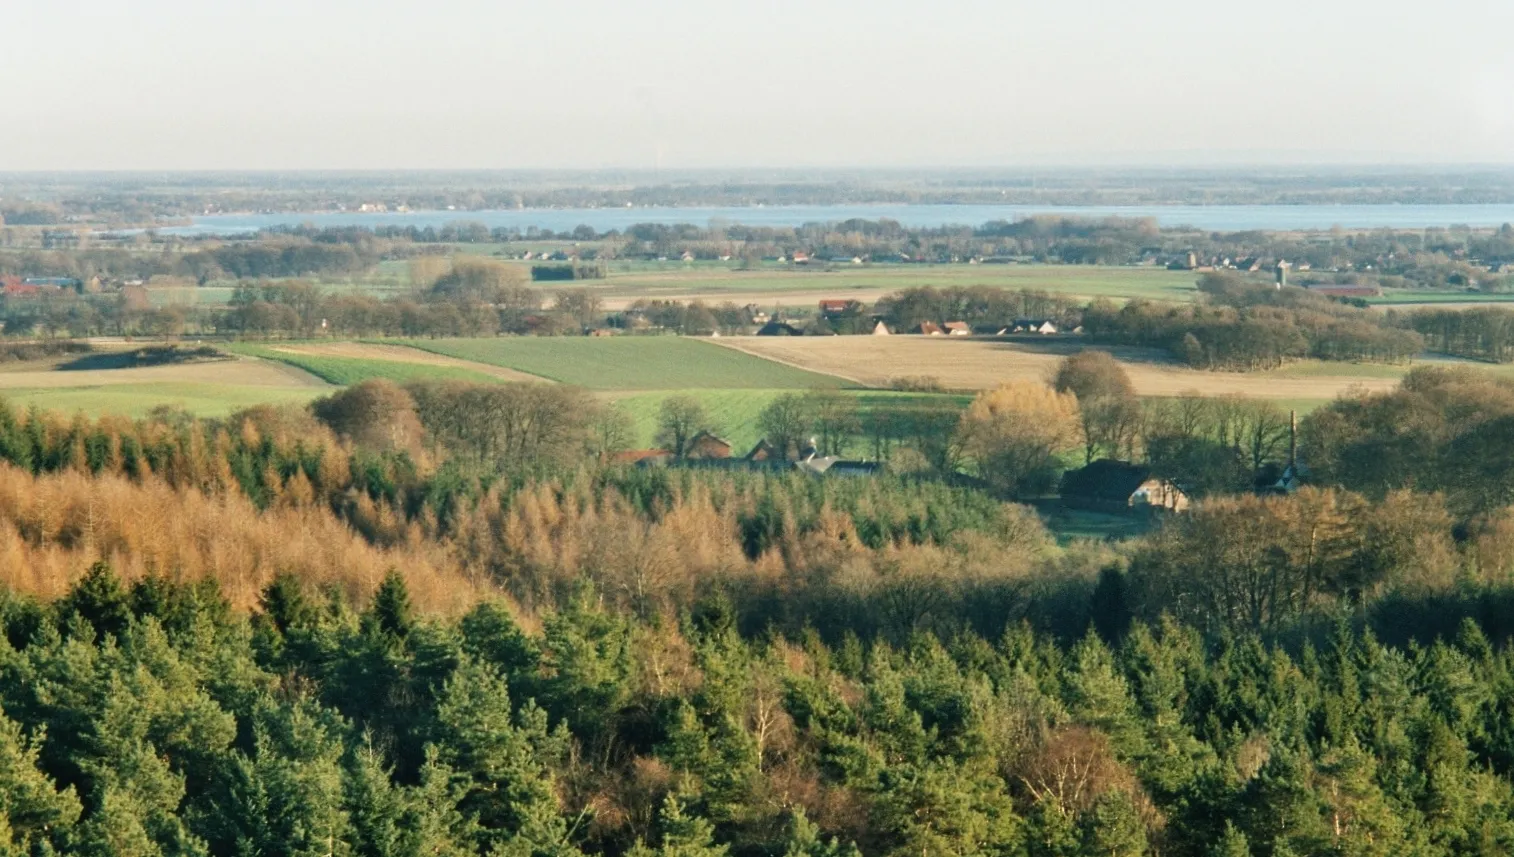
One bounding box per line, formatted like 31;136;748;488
0;383;323;417
1370;291;1514;305
400;336;848;390
227;344;499;386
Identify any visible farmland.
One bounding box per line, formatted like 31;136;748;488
225;342;535;385
0;382;324;417
400;336;847;390
137;261;1198;313
0;349;329;416
714;335;1431;401
552;262;1199;309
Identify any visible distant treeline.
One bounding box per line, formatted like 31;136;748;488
0;235;386;283
8;216;1514;293
12;166;1514;221
1084;272;1424;369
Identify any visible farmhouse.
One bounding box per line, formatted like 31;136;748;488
917;321;944;336
872;320;891;335
796;454;884;478
943;321;972;336
745;439;781;462
1059;460;1190;513
687;430;732;459
818;299;864;320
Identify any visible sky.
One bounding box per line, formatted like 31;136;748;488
4;0;1513;171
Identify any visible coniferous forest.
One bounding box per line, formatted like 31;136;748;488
7;372;1514;856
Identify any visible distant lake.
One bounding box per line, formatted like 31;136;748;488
163;203;1514;235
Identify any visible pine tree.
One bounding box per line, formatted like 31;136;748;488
56;561;131;641
1210;822;1250;857
0;708;80;854
626;795;728;857
782;808;861;857
459;600;540;681
195;701;352;857
431;657;580;856
1080;792;1148;857
365;571;413;641
344;740;408;857
258;572;316;635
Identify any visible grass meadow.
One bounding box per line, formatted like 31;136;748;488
400;336;847;390
0;382;324;417
225;343;501;386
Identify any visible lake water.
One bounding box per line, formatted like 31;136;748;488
164;203;1514;235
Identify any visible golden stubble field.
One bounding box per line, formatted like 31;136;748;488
714;336;1410;400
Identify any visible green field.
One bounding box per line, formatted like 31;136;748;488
142;262;1198;309
400;336;847;390
0;383;323;417
226;344;500;386
1370;291;1514;305
579;262;1199;303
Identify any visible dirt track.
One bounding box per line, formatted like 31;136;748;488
715;336;1405;399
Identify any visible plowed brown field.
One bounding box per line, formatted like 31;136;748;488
714;336;1409;399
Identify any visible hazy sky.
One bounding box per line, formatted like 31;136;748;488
5;0;1512;170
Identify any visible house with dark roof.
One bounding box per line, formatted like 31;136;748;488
745;439;781;462
756;320;803;336
1059;460;1189;512
613;449;674;467
943;321;972;336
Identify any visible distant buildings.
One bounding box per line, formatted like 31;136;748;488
1009;319;1059;335
1060;460;1190;513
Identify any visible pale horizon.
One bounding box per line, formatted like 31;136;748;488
6;0;1512;172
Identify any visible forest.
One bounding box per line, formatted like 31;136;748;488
5;357;1514;854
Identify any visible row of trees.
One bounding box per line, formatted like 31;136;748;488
1084;274;1424;369
0;235;386;283
873;286;1083;333
1408;306;1514;363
